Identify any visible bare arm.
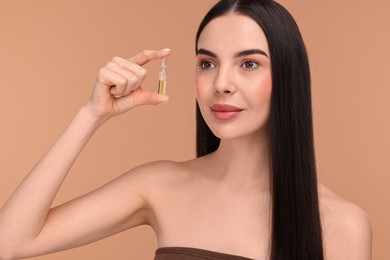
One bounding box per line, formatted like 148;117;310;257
321;192;372;260
0;49;170;260
339;205;372;260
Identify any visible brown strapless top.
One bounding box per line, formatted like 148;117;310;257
154;247;254;260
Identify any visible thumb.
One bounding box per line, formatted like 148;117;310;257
132;90;170;107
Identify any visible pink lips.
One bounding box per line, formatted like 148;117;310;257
211;104;244;120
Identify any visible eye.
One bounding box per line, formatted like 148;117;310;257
197;60;216;70
241;60;260;71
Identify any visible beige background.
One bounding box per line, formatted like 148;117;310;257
0;0;388;259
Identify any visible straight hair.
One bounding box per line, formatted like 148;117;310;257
195;1;324;259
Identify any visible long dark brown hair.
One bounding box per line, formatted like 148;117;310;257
195;1;324;259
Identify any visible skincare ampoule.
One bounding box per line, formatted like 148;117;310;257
158;57;167;95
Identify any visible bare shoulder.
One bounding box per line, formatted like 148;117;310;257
318;184;372;260
128;157;205;182
127;159;192;184
124;159;196;199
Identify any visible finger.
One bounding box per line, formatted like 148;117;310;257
134;91;170;106
98;68;131;99
119;88;169;107
111;56;148;80
112;89;169;114
97;67;128;94
128;48;171;66
107;65;141;97
110;57;148;95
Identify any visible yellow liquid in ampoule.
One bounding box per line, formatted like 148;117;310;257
158;80;167;95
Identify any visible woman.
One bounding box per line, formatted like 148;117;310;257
0;0;372;259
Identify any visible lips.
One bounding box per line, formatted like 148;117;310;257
211;104;244;120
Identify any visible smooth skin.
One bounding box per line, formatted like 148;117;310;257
0;14;371;260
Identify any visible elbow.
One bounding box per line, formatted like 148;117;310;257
0;253;15;260
0;247;17;260
0;237;33;260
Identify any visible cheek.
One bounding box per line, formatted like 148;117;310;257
261;75;272;102
245;72;273;131
247;72;272;107
194;75;209;102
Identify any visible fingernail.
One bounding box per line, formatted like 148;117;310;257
162;48;171;52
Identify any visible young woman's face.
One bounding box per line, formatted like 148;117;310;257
195;14;272;140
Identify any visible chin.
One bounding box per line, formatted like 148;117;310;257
207;119;270;142
209;126;262;141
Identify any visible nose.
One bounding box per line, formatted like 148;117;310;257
213;66;236;95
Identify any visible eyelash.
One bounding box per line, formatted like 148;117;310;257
197;59;261;71
240;59;260;71
197;59;216;70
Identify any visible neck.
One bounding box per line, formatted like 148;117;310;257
208;128;270;191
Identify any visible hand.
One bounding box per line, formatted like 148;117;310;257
86;49;171;120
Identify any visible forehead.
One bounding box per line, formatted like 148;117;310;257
197;14;269;55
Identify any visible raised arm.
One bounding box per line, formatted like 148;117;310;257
0;49;170;260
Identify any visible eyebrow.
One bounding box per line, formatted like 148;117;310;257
197;48;269;58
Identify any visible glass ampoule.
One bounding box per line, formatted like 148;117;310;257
158;57;167;95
